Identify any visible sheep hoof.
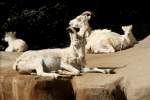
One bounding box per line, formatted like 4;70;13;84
104;69;115;74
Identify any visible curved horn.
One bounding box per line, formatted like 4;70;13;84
66;26;77;34
81;11;94;16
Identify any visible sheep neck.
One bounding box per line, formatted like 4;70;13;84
121;31;137;49
7;36;16;45
123;31;137;45
76;22;91;41
68;40;85;61
64;29;86;67
128;32;137;44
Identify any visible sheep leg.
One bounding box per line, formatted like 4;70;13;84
35;59;59;79
91;68;113;74
36;67;59;79
5;47;13;52
81;67;105;73
95;49;114;53
81;67;113;74
60;62;80;75
58;70;78;75
106;44;115;52
96;44;115;53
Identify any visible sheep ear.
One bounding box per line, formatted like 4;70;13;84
5;32;8;35
129;25;133;29
5;32;11;36
67;27;76;34
69;31;73;34
121;26;126;31
12;32;16;36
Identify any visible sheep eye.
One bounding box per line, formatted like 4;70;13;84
86;14;90;16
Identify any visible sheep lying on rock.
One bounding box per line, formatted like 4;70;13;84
86;25;137;53
4;32;28;52
13;14;113;79
13;27;83;79
69;11;137;53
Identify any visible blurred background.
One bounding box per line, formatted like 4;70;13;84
0;0;149;50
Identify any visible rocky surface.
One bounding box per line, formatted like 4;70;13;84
0;68;74;100
1;35;150;100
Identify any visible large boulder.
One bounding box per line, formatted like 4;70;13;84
72;35;150;100
0;68;74;100
0;52;74;100
1;35;150;100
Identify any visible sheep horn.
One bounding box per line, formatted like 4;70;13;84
66;26;76;33
81;11;95;16
66;26;73;31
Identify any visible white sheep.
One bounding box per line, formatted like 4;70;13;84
13;27;82;79
4;32;28;52
86;25;137;53
69;11;137;53
13;14;112;79
121;25;137;49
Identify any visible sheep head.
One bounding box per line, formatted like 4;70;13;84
4;32;16;42
122;25;137;44
122;25;133;34
69;11;92;29
67;26;87;48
